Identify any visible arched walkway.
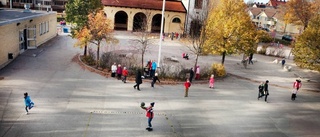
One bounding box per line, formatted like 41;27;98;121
133;12;147;31
151;14;162;33
114;11;128;30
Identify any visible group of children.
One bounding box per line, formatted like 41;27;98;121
111;63;128;83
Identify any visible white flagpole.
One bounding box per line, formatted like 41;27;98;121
157;0;166;68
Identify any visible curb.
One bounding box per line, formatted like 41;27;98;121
75;54;217;85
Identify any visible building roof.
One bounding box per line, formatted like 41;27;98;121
0;8;55;26
248;7;281;18
263;8;280;18
248;7;263;16
267;0;287;7
102;0;186;13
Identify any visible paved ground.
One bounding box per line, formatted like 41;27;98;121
0;31;320;137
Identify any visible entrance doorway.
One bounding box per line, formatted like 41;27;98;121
114;11;128;30
133;12;147;31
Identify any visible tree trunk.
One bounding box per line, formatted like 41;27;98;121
194;53;199;74
221;51;226;65
96;41;100;67
141;52;144;71
84;43;87;56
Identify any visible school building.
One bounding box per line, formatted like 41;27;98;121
0;8;57;70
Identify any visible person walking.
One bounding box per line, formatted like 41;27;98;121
151;73;160;88
264;80;269;102
24;92;34;115
189;68;194;83
151;61;157;78
195;66;200;80
122;67;128;83
141;102;155;131
281;58;286;68
292;79;302;101
133;70;142;91
248;53;254;65
184;79;191;97
116;64;122;80
171;32;174;40
258;82;264;100
209;74;215;88
111;63;117;77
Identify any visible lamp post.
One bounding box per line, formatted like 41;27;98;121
157;0;166;68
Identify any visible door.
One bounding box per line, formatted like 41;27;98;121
19;29;27;53
27;26;37;49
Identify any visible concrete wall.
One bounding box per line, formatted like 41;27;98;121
0;12;57;70
103;6;186;34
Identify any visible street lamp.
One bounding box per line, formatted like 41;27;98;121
157;0;166;68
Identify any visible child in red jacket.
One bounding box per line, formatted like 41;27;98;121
122;67;128;83
184;79;191;97
141;102;155;131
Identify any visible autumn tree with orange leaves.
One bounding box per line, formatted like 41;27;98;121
75;10;118;67
284;0;320;30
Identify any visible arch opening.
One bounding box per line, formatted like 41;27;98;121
151;14;165;33
114;11;128;30
133;12;147;31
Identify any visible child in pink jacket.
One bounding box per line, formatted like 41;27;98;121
209;74;215;88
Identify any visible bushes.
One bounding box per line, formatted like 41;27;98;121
99;52;122;69
210;63;226;77
81;50;96;66
158;64;189;81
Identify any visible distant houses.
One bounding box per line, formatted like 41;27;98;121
248;0;302;34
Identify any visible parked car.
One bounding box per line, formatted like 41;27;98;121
261;28;270;32
257;27;270;32
282;35;293;41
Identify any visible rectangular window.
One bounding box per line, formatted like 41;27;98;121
42;22;46;34
44;1;51;5
39;23;42;35
194;0;203;9
46;21;49;33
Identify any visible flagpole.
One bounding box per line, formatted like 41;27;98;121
157;0;166;68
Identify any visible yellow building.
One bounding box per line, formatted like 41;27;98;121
0;8;57;69
102;0;186;34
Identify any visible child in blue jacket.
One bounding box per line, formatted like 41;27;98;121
24;92;34;115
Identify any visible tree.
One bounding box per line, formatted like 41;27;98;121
292;14;320;71
131;11;155;70
204;0;259;65
75;10;117;67
65;0;103;56
284;0;320;30
185;0;211;71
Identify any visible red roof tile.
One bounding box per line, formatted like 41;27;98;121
102;0;186;13
268;0;287;7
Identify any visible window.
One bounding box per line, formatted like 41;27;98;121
39;21;49;35
46;21;49;33
45;1;51;5
172;18;181;23
194;0;203;9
